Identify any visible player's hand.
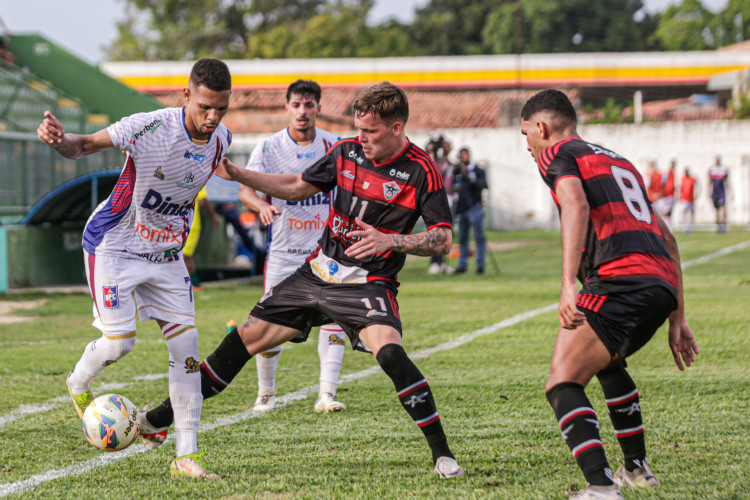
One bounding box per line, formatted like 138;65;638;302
668;315;698;371
215;158;238;181
257;202;281;226
558;283;584;330
37;110;64;146
344;217;391;259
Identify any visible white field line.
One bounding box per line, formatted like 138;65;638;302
1;240;748;497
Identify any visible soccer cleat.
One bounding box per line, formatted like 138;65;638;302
170;451;219;478
314;392;346;413
253;392;276;413
427;263;441;275
568;484;623;499
433;456;466;478
138;404;169;449
65;372;94;419
614;463;661;488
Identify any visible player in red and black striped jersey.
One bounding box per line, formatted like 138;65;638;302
301;136;452;283
142;82;464;479
521;90;698;499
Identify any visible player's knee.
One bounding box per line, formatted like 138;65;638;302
103;334;136;360
375;343;406;370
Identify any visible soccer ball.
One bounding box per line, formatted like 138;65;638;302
81;394;139;451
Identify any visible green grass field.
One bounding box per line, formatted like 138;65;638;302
1;229;748;499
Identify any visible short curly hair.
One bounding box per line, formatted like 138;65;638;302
521;89;576;124
189;58;231;92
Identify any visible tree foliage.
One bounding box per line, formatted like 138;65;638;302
482;0;657;54
105;0;747;61
655;0;717;50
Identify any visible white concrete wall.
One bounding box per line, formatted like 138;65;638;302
409;121;750;230
232;120;750;231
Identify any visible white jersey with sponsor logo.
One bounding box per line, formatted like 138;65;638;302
245;127;339;274
83;107;231;262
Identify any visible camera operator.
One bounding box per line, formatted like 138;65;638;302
452;147;487;274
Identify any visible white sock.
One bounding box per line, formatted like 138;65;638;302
163;322;201;457
69;332;136;394
256;348;282;394
318;324;345;396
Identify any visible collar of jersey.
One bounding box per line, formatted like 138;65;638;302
372;139;411;167
286;127;317;145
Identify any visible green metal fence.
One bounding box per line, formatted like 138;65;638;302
0;131;124;221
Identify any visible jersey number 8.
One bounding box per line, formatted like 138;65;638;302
611;165;652;224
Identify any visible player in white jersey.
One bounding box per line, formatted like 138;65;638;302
36;58;232;479
239;79;347;414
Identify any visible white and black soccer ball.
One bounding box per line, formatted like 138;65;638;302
82;394;139;451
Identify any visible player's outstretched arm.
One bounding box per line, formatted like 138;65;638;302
217;158;318;202
345;218;452;259
37;111;114;159
655;211;698;370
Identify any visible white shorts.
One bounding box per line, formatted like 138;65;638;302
263;258;306;292
84;252;195;335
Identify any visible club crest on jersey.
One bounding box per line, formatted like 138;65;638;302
103;285;119;309
153;166;165;180
383;181;401;201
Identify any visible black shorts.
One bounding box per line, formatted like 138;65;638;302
712;194;725;209
250;263;402;352
578;285;678;358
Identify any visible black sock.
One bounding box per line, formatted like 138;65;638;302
146;328;252;428
376;343;453;463
546;382;613;486
597;364;646;472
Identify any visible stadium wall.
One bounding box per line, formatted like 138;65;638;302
230;120;750;231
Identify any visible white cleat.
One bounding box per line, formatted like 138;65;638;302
433;456;466;478
568;484;623;499
138;404;169;449
614;463;661;488
253;392;276;413
314;392;346;413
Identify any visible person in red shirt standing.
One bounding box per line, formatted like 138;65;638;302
679;168;698;234
659;160;676;220
646;161;662;204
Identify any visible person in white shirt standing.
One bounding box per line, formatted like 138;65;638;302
240;79;347;414
36;58;232;478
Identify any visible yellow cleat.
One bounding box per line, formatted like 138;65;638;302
170;451;219;479
65;372;94;419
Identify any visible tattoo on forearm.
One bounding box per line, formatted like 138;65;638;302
54;136;85;159
389;227;450;256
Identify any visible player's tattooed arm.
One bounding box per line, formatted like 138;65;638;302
37;111;114;159
388;226;452;256
345;219;452;259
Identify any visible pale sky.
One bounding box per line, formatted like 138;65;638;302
0;0;729;65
